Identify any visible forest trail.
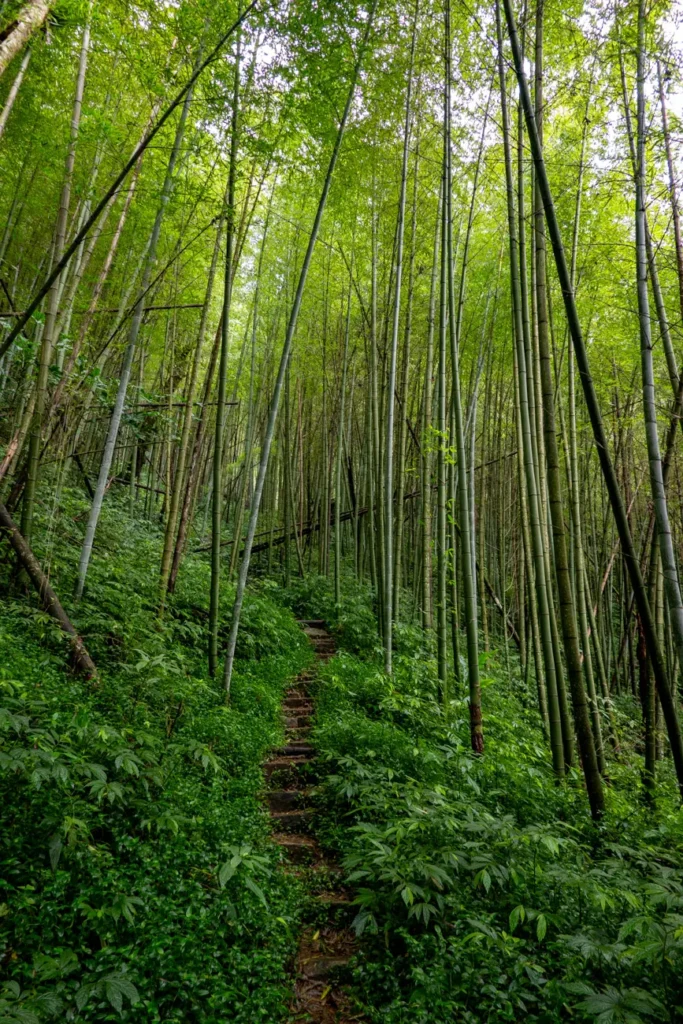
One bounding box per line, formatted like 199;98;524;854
264;621;361;1023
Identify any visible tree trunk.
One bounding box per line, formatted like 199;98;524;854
384;0;417;674
0;502;97;679
222;1;377;696
0;44;30;138
21;10;91;544
502;0;683;797
208;30;241;674
0;0;51;79
74;49;196;600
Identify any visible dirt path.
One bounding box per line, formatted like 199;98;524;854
263;619;363;1023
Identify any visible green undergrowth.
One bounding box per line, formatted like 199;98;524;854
0;489;312;1023
301;579;683;1023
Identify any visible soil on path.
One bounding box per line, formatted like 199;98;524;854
263;620;364;1024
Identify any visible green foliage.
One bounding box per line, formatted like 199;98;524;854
311;628;683;1023
0;495;311;1022
282;573;383;656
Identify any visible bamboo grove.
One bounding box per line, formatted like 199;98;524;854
2;0;683;820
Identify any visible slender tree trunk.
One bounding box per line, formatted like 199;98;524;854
335;281;352;607
229;214;272;578
532;0;604;815
393;115;420;622
633;1;683;683
0;0;52;78
502;0;683;796
0;44;30;139
159;218;223;608
384;1;417;674
21;10;91;544
208;31;241;673
497;0;563;771
74;51;196;600
436;156;448;693
657;59;683;331
0;502;97;678
420;183;441;632
445;0;480;748
222;2;377;696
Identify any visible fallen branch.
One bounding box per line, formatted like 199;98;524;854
0;503;98;680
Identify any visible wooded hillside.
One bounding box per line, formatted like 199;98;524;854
1;0;683;1020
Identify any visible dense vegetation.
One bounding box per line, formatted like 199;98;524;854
1;494;312;1021
1;0;683;1019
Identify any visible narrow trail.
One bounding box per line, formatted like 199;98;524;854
263;620;362;1024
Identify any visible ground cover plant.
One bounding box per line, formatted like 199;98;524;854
2;0;683;1019
0;493;311;1022
303;580;683;1023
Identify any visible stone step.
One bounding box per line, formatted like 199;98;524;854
314;892;355;925
300;955;350;980
272;832;320;864
275;742;314;758
283;714;312;730
285;687;309;700
266;788;311;812
263;755;310;776
285;728;311;743
266;765;315;789
282;698;313;711
270;808;314;832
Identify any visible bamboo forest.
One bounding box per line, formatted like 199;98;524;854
4;0;683;1019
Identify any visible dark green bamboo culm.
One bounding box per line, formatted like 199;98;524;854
445;0;480;747
496;0;563;774
502;0;683;798
384;0;417;675
222;1;378;698
531;0;604;817
209;27;241;676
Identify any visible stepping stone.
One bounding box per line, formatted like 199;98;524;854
285;728;311;743
314;892;356;925
266;767;313;788
270;808;314;832
300;955;350;980
275;742;314;757
263;755;309;775
283;698;313;710
272;832;320;864
266;788;311;811
284;714;312;729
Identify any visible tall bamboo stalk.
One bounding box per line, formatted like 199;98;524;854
384;1;417;675
502;0;683;797
223;2;377;696
208;29;241;674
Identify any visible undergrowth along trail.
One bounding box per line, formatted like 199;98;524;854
0;494;313;1023
285;577;683;1024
